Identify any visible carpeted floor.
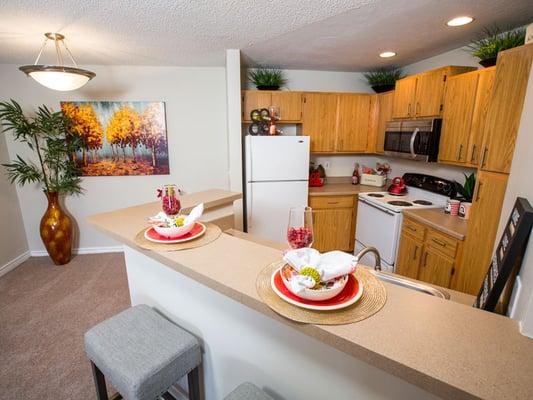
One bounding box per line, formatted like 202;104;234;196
0;253;130;399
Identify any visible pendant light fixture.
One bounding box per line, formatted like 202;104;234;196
19;33;95;91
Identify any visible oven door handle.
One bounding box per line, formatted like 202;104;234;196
359;197;397;216
409;128;420;159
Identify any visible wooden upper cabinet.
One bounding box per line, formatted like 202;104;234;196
439;71;480;163
336;93;372;152
392;76;417;118
372;91;395;153
242;90;302;122
481;44;533;173
467;67;495;166
242;91;271;121
414;69;448;117
455;171;509;294
271;92;302;122
302;93;339;152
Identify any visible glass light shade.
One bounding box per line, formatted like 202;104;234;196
446;16;474;27
19;65;95;91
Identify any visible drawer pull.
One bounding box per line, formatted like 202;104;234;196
327;201;339;205
432;238;447;247
406;225;417;232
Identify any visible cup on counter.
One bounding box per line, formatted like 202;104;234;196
445;199;461;216
459;202;472;220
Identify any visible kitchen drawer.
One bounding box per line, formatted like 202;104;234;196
401;217;426;241
309;195;355;209
426;228;458;258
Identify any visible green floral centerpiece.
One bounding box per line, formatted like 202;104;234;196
467;26;526;67
248;66;287;90
363;67;404;93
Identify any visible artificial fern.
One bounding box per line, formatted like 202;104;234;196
0;100;83;195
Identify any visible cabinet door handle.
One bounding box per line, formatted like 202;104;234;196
412;246;418;260
416;102;420;116
407;103;411;117
422;252;428;267
456;144;463;161
475;182;483;202
480;146;488;168
470;145;477;163
432;238;447;247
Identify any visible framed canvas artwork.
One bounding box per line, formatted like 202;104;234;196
60;101;169;176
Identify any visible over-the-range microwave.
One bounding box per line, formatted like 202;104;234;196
383;118;442;162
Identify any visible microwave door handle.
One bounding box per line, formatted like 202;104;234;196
409;128;420;159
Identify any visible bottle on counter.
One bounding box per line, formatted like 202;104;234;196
352;163;360;185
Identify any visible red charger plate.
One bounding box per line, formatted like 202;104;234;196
144;222;207;244
271;268;363;311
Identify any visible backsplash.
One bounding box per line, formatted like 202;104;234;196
311;154;475;183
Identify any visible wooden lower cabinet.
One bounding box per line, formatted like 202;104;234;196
395;233;423;279
309;195;356;252
396;217;462;290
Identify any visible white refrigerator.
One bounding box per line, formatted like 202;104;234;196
245;135;310;243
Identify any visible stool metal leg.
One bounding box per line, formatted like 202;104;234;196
187;367;201;400
90;362;109;400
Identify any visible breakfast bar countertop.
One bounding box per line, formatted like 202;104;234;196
87;189;533;400
403;208;469;241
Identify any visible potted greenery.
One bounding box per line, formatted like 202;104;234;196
468;26;526;67
363;67;404;93
0;100;83;265
248;66;287;90
454;172;476;202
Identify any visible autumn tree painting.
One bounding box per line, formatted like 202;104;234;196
60;101;169;176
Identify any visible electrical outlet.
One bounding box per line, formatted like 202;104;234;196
324;161;331;169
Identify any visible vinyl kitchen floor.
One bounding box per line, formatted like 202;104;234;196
0;253;130;400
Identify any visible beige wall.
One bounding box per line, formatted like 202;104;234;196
0;134;28;269
0;64;229;253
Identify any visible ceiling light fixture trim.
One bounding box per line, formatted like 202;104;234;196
19;32;95;91
446;16;474;27
379;51;397;58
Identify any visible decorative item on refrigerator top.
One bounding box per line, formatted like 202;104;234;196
248;107;283;136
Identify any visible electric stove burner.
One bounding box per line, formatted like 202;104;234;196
413;200;433;205
367;193;385;198
388;200;413;207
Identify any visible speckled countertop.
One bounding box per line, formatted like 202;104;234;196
88;189;533;400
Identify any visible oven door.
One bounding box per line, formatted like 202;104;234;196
355;198;402;266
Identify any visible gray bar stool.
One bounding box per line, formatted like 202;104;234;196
84;304;201;400
224;383;274;400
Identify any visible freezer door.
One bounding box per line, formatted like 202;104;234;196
246;136;310;182
355;198;402;266
246;180;308;243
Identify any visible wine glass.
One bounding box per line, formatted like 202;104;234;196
287;206;314;249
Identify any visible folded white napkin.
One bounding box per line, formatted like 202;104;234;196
283;248;357;282
149;203;204;226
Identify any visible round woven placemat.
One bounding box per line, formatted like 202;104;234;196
134;223;222;251
256;261;387;325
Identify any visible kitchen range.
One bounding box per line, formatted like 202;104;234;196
355;173;456;271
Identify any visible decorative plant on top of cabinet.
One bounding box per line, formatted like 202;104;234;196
0;100;83;265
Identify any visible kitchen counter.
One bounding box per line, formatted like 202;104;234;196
403;208;468;241
88;189;533;400
309;176;387;196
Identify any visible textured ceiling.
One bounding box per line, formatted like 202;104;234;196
0;0;532;71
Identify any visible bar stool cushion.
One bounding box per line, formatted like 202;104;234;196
85;304;201;400
224;382;274;400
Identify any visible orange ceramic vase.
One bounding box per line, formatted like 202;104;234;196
40;192;72;265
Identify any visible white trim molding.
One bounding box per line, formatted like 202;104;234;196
0;251;31;277
30;245;124;257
